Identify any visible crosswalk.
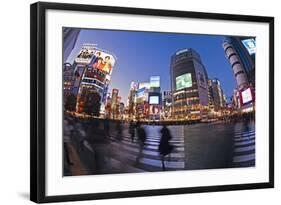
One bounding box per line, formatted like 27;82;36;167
232;128;255;167
108;125;186;172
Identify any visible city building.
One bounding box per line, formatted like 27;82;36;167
207;80;215;111
170;48;209;120
74;44;117;114
148;76;162;120
127;82;138;119
208;78;226;112
63;28;80;63
110;89;119;119
163;90;173;119
135;82;150;119
223;37;255;87
223;37;255;113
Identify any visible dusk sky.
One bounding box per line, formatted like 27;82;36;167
67;28;238;104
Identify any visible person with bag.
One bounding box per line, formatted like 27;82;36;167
159;125;173;171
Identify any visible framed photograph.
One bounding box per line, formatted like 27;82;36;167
30;1;274;203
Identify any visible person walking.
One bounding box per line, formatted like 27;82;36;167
158;125;173;171
129;120;136;143
136;122;147;164
103;117;110;140
116;120;123;141
63;119;74;166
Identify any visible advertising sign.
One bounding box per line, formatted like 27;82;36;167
75;45;96;64
164;91;172;97
149;96;159;104
139;82;150;90
136;87;145;98
91;50;116;75
150;76;160;87
176;73;192;90
241;38;256;55
241;88;253;104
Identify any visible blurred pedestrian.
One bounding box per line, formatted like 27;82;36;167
116;120;123;141
63;119;74;166
103;117;110;140
159;125;173;171
129;120;136;143
136;122;147;164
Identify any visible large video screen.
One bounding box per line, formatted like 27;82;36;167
241;38;256;55
136;87;145;98
176;73;192;90
150;76;160;87
241;88;253;104
149;96;159;104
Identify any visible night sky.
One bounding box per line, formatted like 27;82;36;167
67;28;238;104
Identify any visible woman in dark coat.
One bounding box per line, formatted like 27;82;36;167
159;125;173;170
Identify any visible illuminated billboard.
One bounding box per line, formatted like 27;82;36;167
149;96;159;104
136;87;145;98
75;45;96;64
241;38;256;55
92;50;116;75
176;73;192;90
241;88;253;104
139;82;150;90
150;76;160;87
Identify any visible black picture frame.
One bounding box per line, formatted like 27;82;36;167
30;1;274;203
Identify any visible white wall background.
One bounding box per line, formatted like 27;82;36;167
0;0;279;204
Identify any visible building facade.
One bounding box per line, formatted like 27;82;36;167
208;78;226;112
163;90;173;119
63;28;80;63
223;37;255;113
170;48;209;120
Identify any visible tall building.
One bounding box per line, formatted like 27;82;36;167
170;48;209;120
208;78;226;111
222;37;255;90
74;44;117;114
223;37;255;113
111;89;119;119
63;28;80;63
148;76;162;120
135;82;150;119
163;90;173;119
127;82;138;119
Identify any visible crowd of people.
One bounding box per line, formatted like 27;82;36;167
63;116;174;171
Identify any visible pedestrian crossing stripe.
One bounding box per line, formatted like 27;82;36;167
121;135;184;147
234;132;255;138
232;129;255;165
234;135;255;142
108;129;186;170
110;139;184;152
121;133;184;142
110;141;185;158
234;139;255;146
233;153;255;163
234;129;255;135
117;149;185;169
234;145;255;153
